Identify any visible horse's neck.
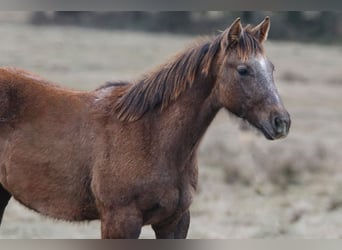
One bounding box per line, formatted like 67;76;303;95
158;74;219;164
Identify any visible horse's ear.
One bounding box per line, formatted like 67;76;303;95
221;17;242;49
252;16;270;43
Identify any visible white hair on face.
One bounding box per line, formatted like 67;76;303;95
258;56;268;72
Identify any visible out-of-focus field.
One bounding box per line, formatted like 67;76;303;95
0;16;342;238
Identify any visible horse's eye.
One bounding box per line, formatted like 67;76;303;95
237;65;248;76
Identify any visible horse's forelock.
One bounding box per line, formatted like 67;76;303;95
228;26;264;61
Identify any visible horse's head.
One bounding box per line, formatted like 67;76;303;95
214;17;290;140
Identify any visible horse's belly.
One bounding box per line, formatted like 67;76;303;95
4;168;98;221
0;142;98;221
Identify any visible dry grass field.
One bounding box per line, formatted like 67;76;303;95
0;15;342;238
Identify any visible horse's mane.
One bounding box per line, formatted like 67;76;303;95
107;26;262;122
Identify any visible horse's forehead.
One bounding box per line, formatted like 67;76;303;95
257;56;267;71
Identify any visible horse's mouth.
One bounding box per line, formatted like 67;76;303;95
258;126;279;140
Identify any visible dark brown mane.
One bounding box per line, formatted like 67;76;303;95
112;37;221;122
113;26;262;122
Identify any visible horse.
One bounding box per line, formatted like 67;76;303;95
0;17;290;238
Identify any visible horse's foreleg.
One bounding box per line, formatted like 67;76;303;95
100;206;143;239
152;209;190;239
174;209;190;238
0;184;11;225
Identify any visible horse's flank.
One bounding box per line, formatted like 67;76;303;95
0;67;100;220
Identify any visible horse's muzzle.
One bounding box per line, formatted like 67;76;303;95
256;112;291;140
271;114;290;139
262;112;290;140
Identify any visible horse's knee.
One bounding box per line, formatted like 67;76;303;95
152;210;190;239
100;206;142;239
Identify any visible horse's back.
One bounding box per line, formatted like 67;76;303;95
0;66;93;127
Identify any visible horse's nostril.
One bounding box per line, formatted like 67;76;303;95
273;116;288;135
274;117;281;126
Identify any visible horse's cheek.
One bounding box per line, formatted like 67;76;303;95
217;81;232;109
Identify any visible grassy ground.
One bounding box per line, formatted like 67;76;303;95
0;19;341;238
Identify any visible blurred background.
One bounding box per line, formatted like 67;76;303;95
30;11;342;43
0;11;341;238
